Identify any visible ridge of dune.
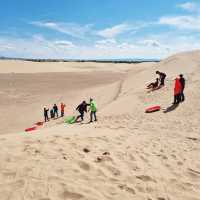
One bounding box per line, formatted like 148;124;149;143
0;51;200;200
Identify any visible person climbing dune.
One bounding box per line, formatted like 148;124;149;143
75;101;88;122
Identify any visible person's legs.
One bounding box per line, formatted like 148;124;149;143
160;78;164;86
61;111;64;117
180;90;185;101
80;112;84;121
56;111;58;118
94;111;97;121
147;83;153;89
90;112;93;122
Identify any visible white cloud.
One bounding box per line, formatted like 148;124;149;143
177;2;199;12
139;40;161;48
97;23;134;38
159;15;200;30
31;21;93;39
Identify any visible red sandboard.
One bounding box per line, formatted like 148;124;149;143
25;126;37;132
145;106;161;113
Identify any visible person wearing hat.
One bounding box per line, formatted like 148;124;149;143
179;74;185;102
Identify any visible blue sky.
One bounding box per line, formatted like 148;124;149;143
0;0;200;59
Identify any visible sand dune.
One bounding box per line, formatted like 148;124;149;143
0;51;199;200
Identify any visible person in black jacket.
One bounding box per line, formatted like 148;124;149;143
75;101;88;122
44;106;49;122
156;71;166;86
179;74;185;102
53;104;59;118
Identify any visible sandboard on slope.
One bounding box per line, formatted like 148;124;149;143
145;106;161;113
64;116;76;124
25;126;37;132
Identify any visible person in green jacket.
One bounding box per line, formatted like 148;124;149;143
89;98;97;122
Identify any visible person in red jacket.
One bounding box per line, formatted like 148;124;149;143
60;102;66;117
173;78;182;104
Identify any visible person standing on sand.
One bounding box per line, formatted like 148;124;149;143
60;102;66;117
173;78;182;104
156;71;166;86
53;104;59;118
179;74;185;102
76;101;88;122
44;106;49;122
89;98;97;123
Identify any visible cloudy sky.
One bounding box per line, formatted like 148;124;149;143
0;0;200;59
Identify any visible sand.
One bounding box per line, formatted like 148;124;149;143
0;51;199;200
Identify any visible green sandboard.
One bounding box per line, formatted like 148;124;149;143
64;116;76;124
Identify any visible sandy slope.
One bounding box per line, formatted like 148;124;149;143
0;51;199;200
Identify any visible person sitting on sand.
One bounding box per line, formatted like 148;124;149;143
53;104;59;118
60;102;66;117
76;101;88;122
179;74;185;102
89;98;97;123
156;71;166;86
147;78;159;89
44;106;49;122
173;78;182;104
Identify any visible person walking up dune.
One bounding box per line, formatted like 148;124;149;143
76;101;88;122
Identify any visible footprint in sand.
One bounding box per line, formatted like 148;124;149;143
78;161;90;171
136;175;156;183
61;190;84;200
187;168;200;180
118;184;136;195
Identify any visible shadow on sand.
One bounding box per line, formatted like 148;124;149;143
163;103;179;113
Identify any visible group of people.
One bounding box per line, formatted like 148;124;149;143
43;98;97;123
44;102;66;122
76;98;97;123
147;70;185;105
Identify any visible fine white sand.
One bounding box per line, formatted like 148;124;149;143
0;51;199;200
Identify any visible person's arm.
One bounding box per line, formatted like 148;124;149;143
76;105;79;110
